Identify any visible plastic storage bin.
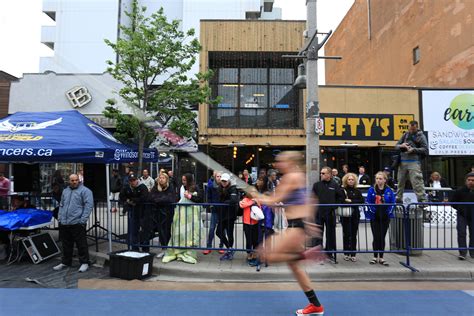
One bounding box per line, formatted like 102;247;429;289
109;251;154;280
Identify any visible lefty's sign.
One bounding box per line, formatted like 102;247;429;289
319;113;414;141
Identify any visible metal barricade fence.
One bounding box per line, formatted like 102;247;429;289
407;202;474;253
119;202;409;257
45;199;471;271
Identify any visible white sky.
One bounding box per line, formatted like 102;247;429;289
0;0;354;82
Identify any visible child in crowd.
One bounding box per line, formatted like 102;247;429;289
240;188;260;266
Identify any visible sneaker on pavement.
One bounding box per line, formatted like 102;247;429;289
296;303;324;315
156;252;165;258
78;263;89;273
202;250;212;255
53;263;69;271
218;249;225;254
458;255;466;260
220;251;234;261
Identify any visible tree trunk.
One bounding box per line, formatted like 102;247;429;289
137;125;145;176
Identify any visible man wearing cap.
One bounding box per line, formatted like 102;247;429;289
216;173;239;260
120;174;150;251
450;172;474;260
53;174;94;273
395;120;428;203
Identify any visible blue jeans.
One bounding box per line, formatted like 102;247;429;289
206;212;222;248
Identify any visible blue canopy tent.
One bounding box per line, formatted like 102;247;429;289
0;110;157;163
0;110;158;251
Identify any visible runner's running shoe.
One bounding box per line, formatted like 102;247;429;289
296;303;324;315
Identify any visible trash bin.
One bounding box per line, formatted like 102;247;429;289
390;205;423;256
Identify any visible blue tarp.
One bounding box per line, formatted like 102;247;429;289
0;209;53;230
0;110;158;163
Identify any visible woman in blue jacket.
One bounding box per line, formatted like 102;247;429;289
365;171;395;266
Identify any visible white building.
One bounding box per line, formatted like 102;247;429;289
40;0;282;74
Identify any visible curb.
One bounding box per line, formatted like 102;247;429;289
90;251;474;282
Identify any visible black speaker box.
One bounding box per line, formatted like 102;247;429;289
22;232;60;264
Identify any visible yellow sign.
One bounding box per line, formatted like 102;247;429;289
393;115;415;140
320;113;415;141
0;134;43;141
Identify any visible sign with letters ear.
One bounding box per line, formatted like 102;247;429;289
422;90;474;156
319;113;414;141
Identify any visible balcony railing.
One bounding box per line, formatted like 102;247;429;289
209;106;301;129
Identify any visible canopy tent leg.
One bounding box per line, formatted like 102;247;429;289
105;163;112;253
8;163;13;195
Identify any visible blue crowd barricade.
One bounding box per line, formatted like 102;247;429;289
407;202;474;253
81;199;474;272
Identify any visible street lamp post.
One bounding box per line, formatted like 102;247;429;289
306;0;320;187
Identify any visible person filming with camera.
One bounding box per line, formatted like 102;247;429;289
394;120;428;204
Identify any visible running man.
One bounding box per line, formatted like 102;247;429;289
254;151;325;315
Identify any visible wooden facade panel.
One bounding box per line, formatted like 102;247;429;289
0;83;10;118
199;20;306;140
319;87;419;117
201;21;305;53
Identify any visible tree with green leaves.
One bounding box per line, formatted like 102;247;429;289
104;0;215;173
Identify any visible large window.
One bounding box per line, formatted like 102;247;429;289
209;52;301;129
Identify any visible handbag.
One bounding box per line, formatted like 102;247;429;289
336;189;353;217
250;205;265;220
336;206;353;217
273;205;288;230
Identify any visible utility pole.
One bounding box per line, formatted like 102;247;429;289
284;1;340;186
306;0;319;187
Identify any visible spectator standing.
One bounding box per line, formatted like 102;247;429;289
109;169;122;213
122;167;132;189
52;170;65;189
203;171;224;255
332;168;341;186
162;173;202;264
340;164;349;178
216;173;239;260
365;171;395;266
267;169;279;192
395;120;428;203
255;177;274;244
167;170;178;196
357;166;371;186
450;172;474;260
312;166;345;263
242;169;253;185
140;169;155;192
427;171;448;202
240;188;260;265
340;173;364;262
120;174;150;252
53;174;93;273
149;173;176;258
383;167;397;190
258;168;267;182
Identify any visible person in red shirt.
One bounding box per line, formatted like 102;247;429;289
0;173;10;210
239;188;260;265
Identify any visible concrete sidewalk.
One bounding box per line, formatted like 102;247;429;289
92;246;474;282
